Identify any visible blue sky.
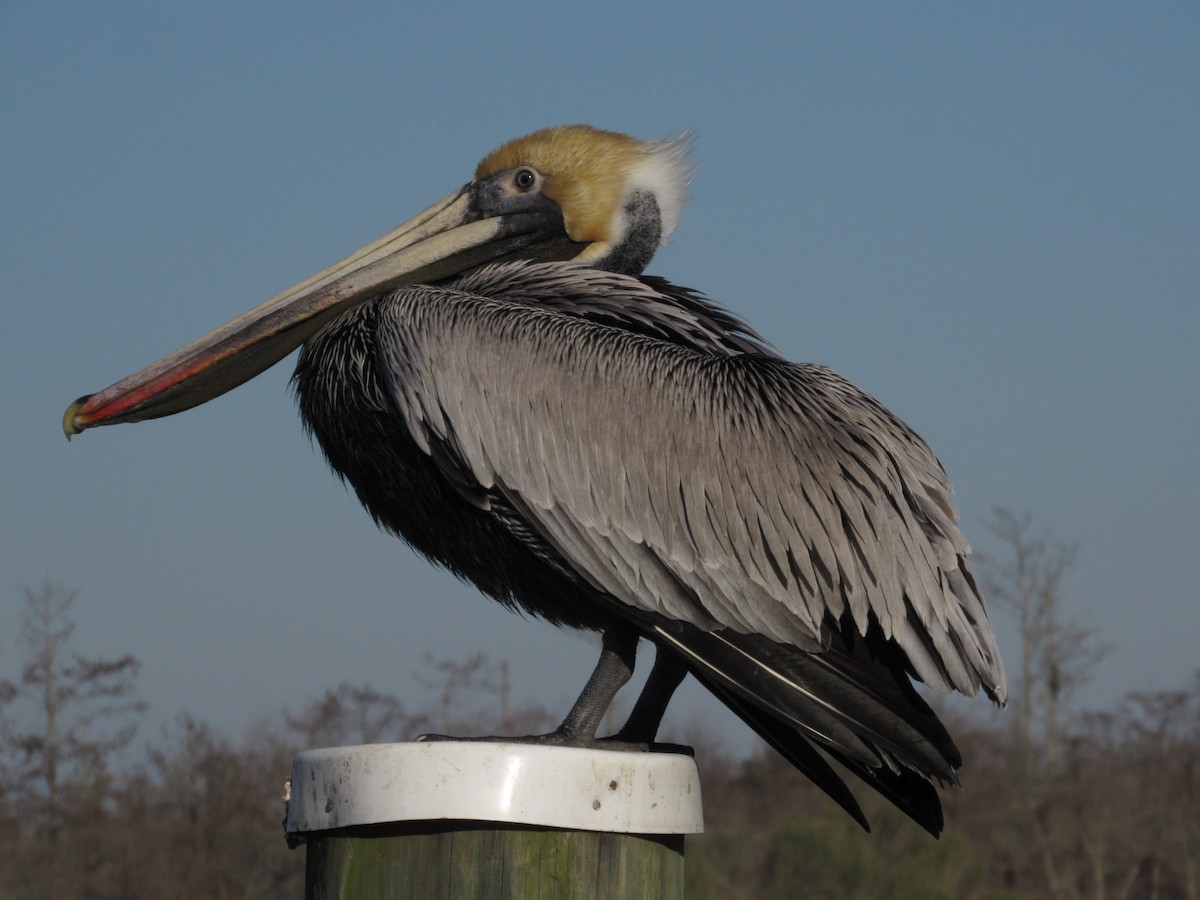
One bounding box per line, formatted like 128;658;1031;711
3;4;1197;752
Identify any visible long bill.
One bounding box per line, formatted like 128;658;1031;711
64;187;573;437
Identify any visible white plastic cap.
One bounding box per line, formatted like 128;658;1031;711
284;742;703;836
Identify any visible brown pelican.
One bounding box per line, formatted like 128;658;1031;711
65;125;1006;835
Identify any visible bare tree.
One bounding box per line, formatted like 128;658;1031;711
284;682;427;747
976;511;1112;898
415;651;555;737
0;582;145;833
979;509;1107;775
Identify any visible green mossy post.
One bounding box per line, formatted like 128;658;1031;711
303;821;685;899
285;743;702;900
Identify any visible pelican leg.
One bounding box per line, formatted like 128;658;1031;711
552;626;640;744
607;647;693;755
418;626;641;749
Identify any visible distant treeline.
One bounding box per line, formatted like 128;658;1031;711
3;535;1197;899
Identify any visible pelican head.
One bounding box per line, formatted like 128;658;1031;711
476;125;692;269
64;125;692;436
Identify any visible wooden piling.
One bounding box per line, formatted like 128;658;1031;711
285;743;702;900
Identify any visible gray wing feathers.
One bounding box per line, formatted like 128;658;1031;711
376;284;1006;702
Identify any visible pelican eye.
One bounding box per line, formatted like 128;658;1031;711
513;168;538;192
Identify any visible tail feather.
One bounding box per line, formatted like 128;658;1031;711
691;669;872;831
655;622;959;835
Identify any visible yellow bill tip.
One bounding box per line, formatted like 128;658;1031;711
63;396;92;440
